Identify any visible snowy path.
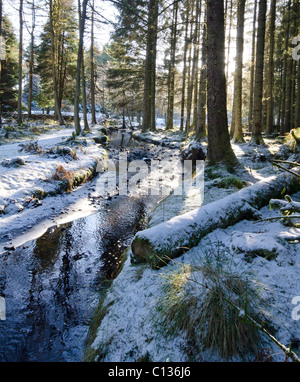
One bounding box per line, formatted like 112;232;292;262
0;125;106;254
0;127;75;160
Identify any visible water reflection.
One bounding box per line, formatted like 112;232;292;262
0;132;176;362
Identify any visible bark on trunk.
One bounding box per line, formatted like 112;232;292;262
206;0;237;165
49;0;65;126
131;169;300;268
248;0;258;132
196;4;207;138
90;0;96;125
166;0;179;131
180;3;190;132
251;0;267;144
142;0;158;133
265;0;276;135
296;61;300;129
17;0;23;126
0;0;3;128
27;0;35;118
74;0;88;135
232;0;246;143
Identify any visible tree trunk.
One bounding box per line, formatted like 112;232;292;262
206;0;237;166
81;48;89;131
180;3;190;132
296;61;300;129
192;0;201;132
232;0;246;143
0;0;3;129
17;0;23;126
266;0;276;135
196;4;207;138
131;169;300;269
27;0;35;118
49;0;65;126
90;0;96;125
226;0;233;81
74;0;88;135
251;0;267;145
142;0;158;133
166;0;179;131
248;0;258;132
185;1;195;133
284;54;293;133
280;0;291;135
284;0;297;134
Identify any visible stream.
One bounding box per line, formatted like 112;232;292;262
0;130;180;362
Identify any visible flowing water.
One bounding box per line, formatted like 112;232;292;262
0;130;179;362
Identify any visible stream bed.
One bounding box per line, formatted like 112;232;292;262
0;130;180;362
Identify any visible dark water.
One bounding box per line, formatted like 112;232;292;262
0;131;178;362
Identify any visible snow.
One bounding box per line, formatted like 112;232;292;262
89;133;300;363
1;122;300;362
0;123;107;253
90;191;300;362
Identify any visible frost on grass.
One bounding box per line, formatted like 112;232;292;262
89;198;300;362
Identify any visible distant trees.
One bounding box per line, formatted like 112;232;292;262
106;37;144;128
36;0;77;116
0;15;18;118
0;0;299;158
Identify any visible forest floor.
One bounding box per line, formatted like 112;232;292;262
1;119;300;362
86;127;300;363
0;118;107;254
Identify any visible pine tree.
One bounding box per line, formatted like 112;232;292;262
36;2;77;116
0;15;18;117
206;0;238;166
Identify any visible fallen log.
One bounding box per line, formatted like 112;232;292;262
131;170;300;269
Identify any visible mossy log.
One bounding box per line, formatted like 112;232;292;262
131;170;300;269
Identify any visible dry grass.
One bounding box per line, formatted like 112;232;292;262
52;165;75;192
155;246;270;360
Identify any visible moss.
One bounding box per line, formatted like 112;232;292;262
244;249;279;263
83;297;114;362
205;166;225;180
32;187;46;200
215;176;246;190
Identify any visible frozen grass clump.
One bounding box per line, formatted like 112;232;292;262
155;244;271;360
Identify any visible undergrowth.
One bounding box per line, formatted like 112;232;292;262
155;244;271;361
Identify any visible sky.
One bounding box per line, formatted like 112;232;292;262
3;0;117;50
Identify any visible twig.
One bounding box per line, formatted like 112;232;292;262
272;160;300;167
254;215;300;223
270;161;300;179
187;277;300;362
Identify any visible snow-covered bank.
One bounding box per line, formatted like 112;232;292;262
132;128;186;149
87;193;300;362
85;135;300;363
0;123;107;254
